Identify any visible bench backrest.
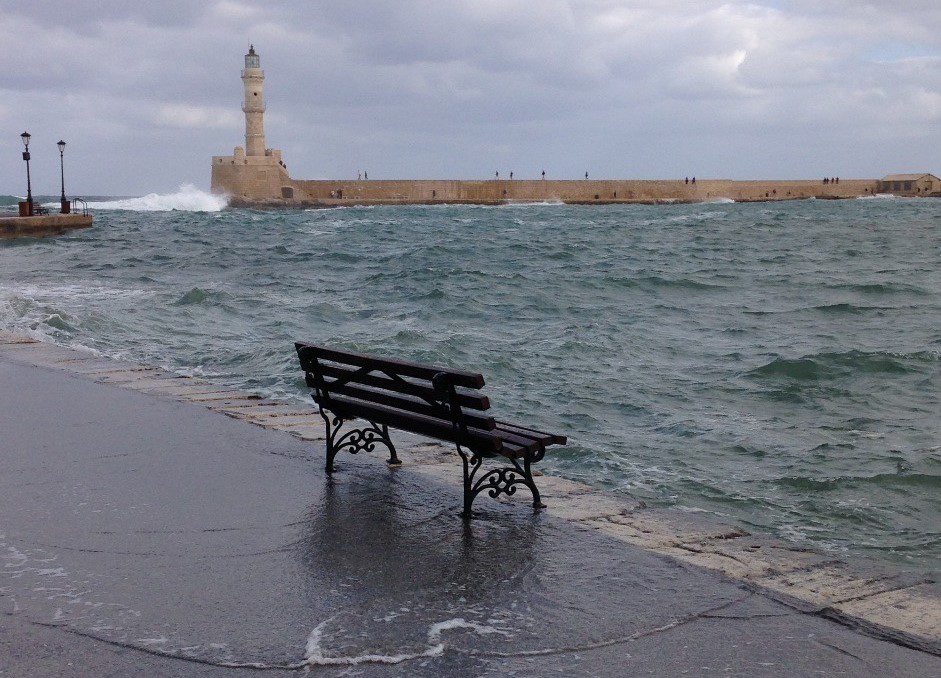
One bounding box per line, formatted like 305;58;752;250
295;342;502;452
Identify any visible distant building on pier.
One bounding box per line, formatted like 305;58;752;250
878;174;939;195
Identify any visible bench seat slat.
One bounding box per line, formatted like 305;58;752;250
487;425;552;455
317;394;558;459
316;394;503;454
311;364;490;411
314;377;497;432
494;420;567;446
297;342;485;389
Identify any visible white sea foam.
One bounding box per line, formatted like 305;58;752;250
81;184;227;212
499;200;566;207
707;197;735;204
304;617;509;666
856;193;897;200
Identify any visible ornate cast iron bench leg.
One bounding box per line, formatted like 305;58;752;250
456;444;545;517
383;424;401;466
320;408;398;473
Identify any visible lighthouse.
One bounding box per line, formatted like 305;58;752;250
242;45;266;156
210;46;296;202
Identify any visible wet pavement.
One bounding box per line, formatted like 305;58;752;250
1;358;939;676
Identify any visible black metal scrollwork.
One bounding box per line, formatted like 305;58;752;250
456;445;544;517
320;409;399;472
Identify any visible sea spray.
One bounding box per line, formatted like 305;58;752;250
82;184;226;212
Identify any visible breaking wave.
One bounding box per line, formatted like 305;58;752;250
84;184;226;212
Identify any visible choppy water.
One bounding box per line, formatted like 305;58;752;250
1;193;938;574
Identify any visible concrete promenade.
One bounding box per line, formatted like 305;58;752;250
1;333;938;676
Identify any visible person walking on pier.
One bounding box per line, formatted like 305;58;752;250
541;170;546;180
685;177;689;185
585;171;589;180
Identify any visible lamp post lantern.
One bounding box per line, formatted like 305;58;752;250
20;131;33;216
57;140;69;213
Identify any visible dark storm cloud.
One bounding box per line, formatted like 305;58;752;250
1;1;939;194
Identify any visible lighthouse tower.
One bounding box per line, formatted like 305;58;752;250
242;45;266;156
210;45;297;202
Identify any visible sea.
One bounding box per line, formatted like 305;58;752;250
2;186;938;576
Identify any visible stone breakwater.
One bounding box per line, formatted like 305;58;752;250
0;213;92;238
1;329;937;657
220;178;884;208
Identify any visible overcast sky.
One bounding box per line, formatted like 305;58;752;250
1;1;939;195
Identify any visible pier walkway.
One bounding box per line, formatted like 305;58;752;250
0;213;92;239
1;334;938;676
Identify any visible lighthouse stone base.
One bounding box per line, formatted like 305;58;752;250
210;145;294;202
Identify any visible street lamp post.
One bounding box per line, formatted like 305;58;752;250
57;140;69;213
20;131;32;216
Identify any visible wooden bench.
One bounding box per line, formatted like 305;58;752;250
295;342;567;516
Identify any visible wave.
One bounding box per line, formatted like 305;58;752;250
826;282;928;296
774;472;940;491
748;350;937;381
610;275;722;291
172;286;229;306
499;200;567;207
0;194;26;207
706;197;735;204
856;194;896;200
82;184;226;212
810;302;897;314
411;200;567;209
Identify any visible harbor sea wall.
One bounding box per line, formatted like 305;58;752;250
294;178;877;204
219;175;880;207
210;150;884;207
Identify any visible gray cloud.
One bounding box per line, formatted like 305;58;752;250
1;0;938;194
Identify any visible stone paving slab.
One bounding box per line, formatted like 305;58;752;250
219;404;319;418
92;368;174;384
179;391;264;402
665;535;841;580
45;358;144;374
0;332;938;662
263;416;326;429
128;378;215;392
274;425;327;441
832;584;941;656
